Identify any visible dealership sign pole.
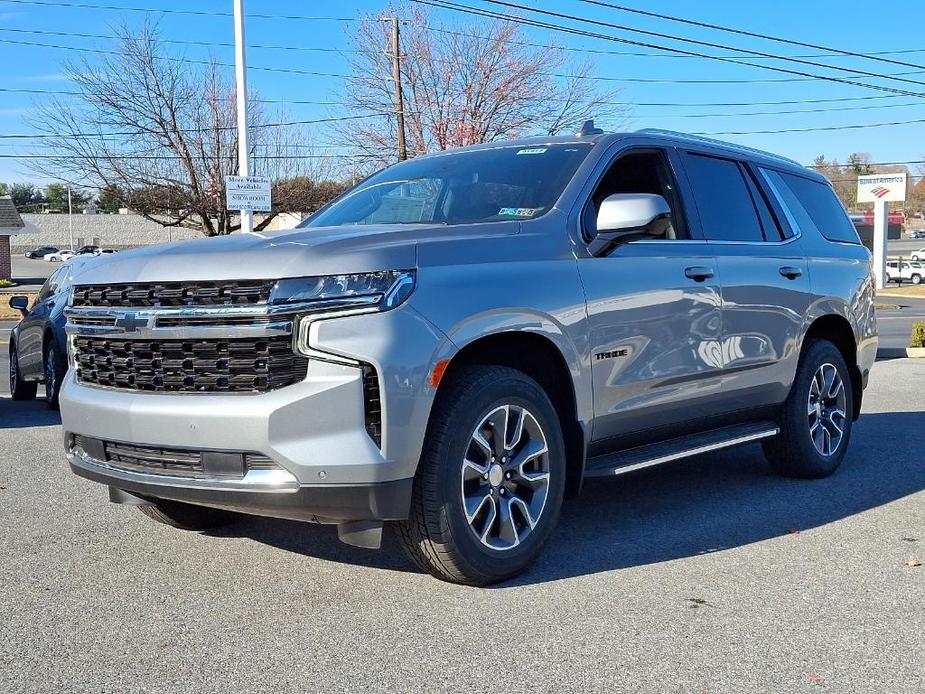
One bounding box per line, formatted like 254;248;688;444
857;173;907;290
233;0;253;234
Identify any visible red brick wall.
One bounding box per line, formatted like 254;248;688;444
0;235;10;281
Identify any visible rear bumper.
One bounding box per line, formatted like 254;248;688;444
68;446;413;523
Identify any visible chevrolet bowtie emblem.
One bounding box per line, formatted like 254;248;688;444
113;313;146;332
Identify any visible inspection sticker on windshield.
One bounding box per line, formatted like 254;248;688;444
499;207;542;217
516;147;547;155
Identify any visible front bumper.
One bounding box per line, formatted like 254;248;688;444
67;445;412;522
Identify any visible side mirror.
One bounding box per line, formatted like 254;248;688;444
590;193;672;255
8;295;29;315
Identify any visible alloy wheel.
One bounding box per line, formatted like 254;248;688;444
460;404;551;551
807;362;847;457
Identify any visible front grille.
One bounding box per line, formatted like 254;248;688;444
72;435;284;479
73;335;308;393
72;279;275;308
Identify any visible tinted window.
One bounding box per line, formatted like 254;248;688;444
305;143;592;228
762;169;860;244
742;167;785;240
683;154;764;242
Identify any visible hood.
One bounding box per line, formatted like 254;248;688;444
68;223;514;285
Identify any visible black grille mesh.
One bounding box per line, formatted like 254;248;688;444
74;335;307;393
71;280;274;308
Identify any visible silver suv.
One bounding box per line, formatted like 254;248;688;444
61;128;878;585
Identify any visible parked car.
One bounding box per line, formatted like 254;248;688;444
60;127;877;585
884;261;923;285
907;231;925;240
75;245;101;256
910;248;925;261
8;257;95;408
44;249;75;262
24;246;59;259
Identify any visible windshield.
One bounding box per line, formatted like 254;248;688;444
303;143;593;228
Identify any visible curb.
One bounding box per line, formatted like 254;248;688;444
876;347;925;360
876;292;925;301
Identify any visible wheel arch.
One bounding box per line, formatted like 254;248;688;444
802;313;863;420
434;330;587;499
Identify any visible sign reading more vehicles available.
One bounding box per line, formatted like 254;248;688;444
856;173;907;203
225;175;272;212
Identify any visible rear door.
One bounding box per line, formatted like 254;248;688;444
679;151;811;410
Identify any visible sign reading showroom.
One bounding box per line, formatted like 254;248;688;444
857;173;907;204
226;175;272;212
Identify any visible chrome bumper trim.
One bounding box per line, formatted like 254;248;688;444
67;450;301;493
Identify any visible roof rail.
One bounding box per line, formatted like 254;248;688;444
635;128;805;169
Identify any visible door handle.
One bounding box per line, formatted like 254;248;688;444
684;266;714;282
779;266;803;280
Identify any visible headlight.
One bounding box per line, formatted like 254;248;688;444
271;270;415;311
275;270;416;359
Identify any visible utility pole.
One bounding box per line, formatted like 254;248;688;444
67;185;74;251
390;17;408;161
233;0;253;234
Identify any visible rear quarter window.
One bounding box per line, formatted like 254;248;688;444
762;169;860;244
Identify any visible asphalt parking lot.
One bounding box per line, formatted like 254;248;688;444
0;353;922;692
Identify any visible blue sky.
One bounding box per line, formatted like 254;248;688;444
0;0;923;185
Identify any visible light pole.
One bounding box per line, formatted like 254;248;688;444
233;0;253;234
67;185;74;250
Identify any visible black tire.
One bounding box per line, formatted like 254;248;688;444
763;339;854;479
139;498;240;531
9;342;38;401
913;274;922;285
396;365;566;586
43;341;67;410
885;274;892;284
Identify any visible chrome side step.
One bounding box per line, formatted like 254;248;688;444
585;421;779;478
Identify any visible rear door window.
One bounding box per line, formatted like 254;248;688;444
761;169;860;244
682;153;765;242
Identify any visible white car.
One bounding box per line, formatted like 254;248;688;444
911;248;925;261
43;250;75;263
885;261;924;285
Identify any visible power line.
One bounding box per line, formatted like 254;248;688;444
462;0;925;93
641;100;925;119
0;153;374;160
12;34;920;86
0;27;360;53
0;86;910;109
415;0;925;98
426;24;925;63
0;113;391;139
578;0;925;72
695;117;925;136
0;38;356;79
0;0;372;21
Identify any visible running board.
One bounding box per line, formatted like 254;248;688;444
584;421;779;477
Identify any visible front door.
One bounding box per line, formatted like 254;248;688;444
576;148;726;447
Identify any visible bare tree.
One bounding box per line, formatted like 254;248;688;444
30;22;340;235
342;3;627;167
